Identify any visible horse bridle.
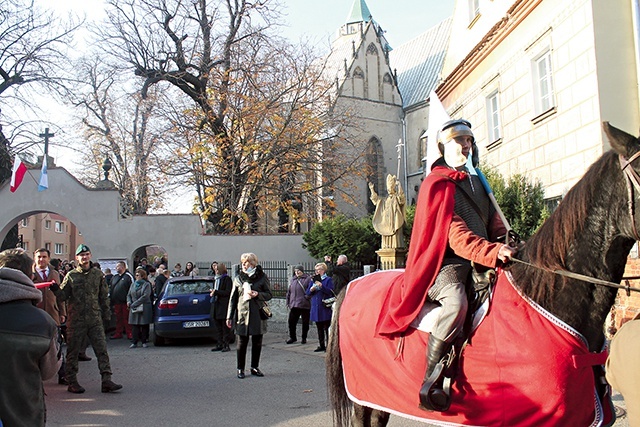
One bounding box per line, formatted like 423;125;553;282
508;151;640;295
619;150;640;241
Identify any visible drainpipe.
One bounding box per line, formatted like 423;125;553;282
401;115;408;203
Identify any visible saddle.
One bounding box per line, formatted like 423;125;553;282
420;263;497;412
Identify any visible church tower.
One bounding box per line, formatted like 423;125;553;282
324;0;404;219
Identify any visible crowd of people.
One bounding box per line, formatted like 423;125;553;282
0;243;354;426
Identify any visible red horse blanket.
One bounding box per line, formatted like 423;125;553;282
339;270;613;426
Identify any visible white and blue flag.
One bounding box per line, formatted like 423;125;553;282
38;156;48;192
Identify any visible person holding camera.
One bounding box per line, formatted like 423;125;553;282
306;262;334;352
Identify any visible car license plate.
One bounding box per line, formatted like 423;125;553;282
183;320;209;328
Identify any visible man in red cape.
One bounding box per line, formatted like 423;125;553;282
375;119;516;411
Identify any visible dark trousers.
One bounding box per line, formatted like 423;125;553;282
288;307;310;341
56;326;66;380
212;318;233;346
316;320;330;349
236;334;263;370
131;324;150;344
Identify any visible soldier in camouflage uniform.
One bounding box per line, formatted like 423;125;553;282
51;244;122;394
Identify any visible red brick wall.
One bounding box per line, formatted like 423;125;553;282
608;257;640;336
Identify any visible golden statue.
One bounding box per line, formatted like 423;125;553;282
369;174;406;249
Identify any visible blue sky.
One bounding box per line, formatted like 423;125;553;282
45;0;454;49
281;1;455;48
283;0;455;47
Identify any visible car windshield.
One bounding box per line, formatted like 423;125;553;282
165;281;212;296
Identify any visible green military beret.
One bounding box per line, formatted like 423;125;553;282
75;244;91;255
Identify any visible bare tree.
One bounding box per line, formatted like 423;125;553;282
71;55;174;214
98;0;365;233
0;0;80;154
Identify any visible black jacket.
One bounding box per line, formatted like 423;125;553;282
210;274;232;320
110;271;134;304
332;263;351;294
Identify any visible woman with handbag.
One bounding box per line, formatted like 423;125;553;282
285;265;312;345
306;262;334;352
127;268;153;348
226;253;272;379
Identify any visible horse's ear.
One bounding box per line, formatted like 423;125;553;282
603;121;640;156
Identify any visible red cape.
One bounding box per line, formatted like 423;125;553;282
375;166;466;336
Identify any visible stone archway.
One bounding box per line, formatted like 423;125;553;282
132;244;168;270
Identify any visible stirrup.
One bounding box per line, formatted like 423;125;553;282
418;361;452;412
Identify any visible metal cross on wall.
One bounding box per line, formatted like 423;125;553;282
39;127;54;156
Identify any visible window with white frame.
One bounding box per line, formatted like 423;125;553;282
532;50;555;116
55;221;63;233
21;218;28;227
469;0;480;22
45;242;51;251
54;243;64;255
486;91;502;143
45;220;51;229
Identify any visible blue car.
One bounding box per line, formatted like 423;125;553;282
153;276;216;346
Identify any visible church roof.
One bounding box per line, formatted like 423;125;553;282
346;0;373;24
323;21;369;88
389;17;452;109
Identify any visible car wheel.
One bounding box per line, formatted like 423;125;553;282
153;333;165;346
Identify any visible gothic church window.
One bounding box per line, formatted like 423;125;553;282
366;43;378;56
366;137;384;215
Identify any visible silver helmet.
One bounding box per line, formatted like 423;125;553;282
436;119;478;168
437;119;474;154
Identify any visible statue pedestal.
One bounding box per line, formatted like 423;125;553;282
376;248;407;270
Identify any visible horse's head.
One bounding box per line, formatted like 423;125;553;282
513;122;640;351
603;121;640;242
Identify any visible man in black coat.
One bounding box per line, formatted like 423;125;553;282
209;263;233;352
109;261;134;339
331;254;351;295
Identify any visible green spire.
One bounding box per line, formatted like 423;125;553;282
346;0;372;24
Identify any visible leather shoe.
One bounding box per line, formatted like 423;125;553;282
58;377;69;385
211;346;223;352
237;370;245;379
101;379;123;393
314;346;326;352
221;346;230;352
301;339;307;344
78;354;92;361
286;338;297;344
67;382;85;394
250;368;264;377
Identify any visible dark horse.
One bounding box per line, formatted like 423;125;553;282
327;122;639;426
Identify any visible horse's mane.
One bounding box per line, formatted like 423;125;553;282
523;150;618;272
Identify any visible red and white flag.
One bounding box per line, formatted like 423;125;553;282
10;154;27;193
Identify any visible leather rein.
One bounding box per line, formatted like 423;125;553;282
508;151;640;295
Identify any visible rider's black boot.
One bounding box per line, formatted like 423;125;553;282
419;335;452;412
